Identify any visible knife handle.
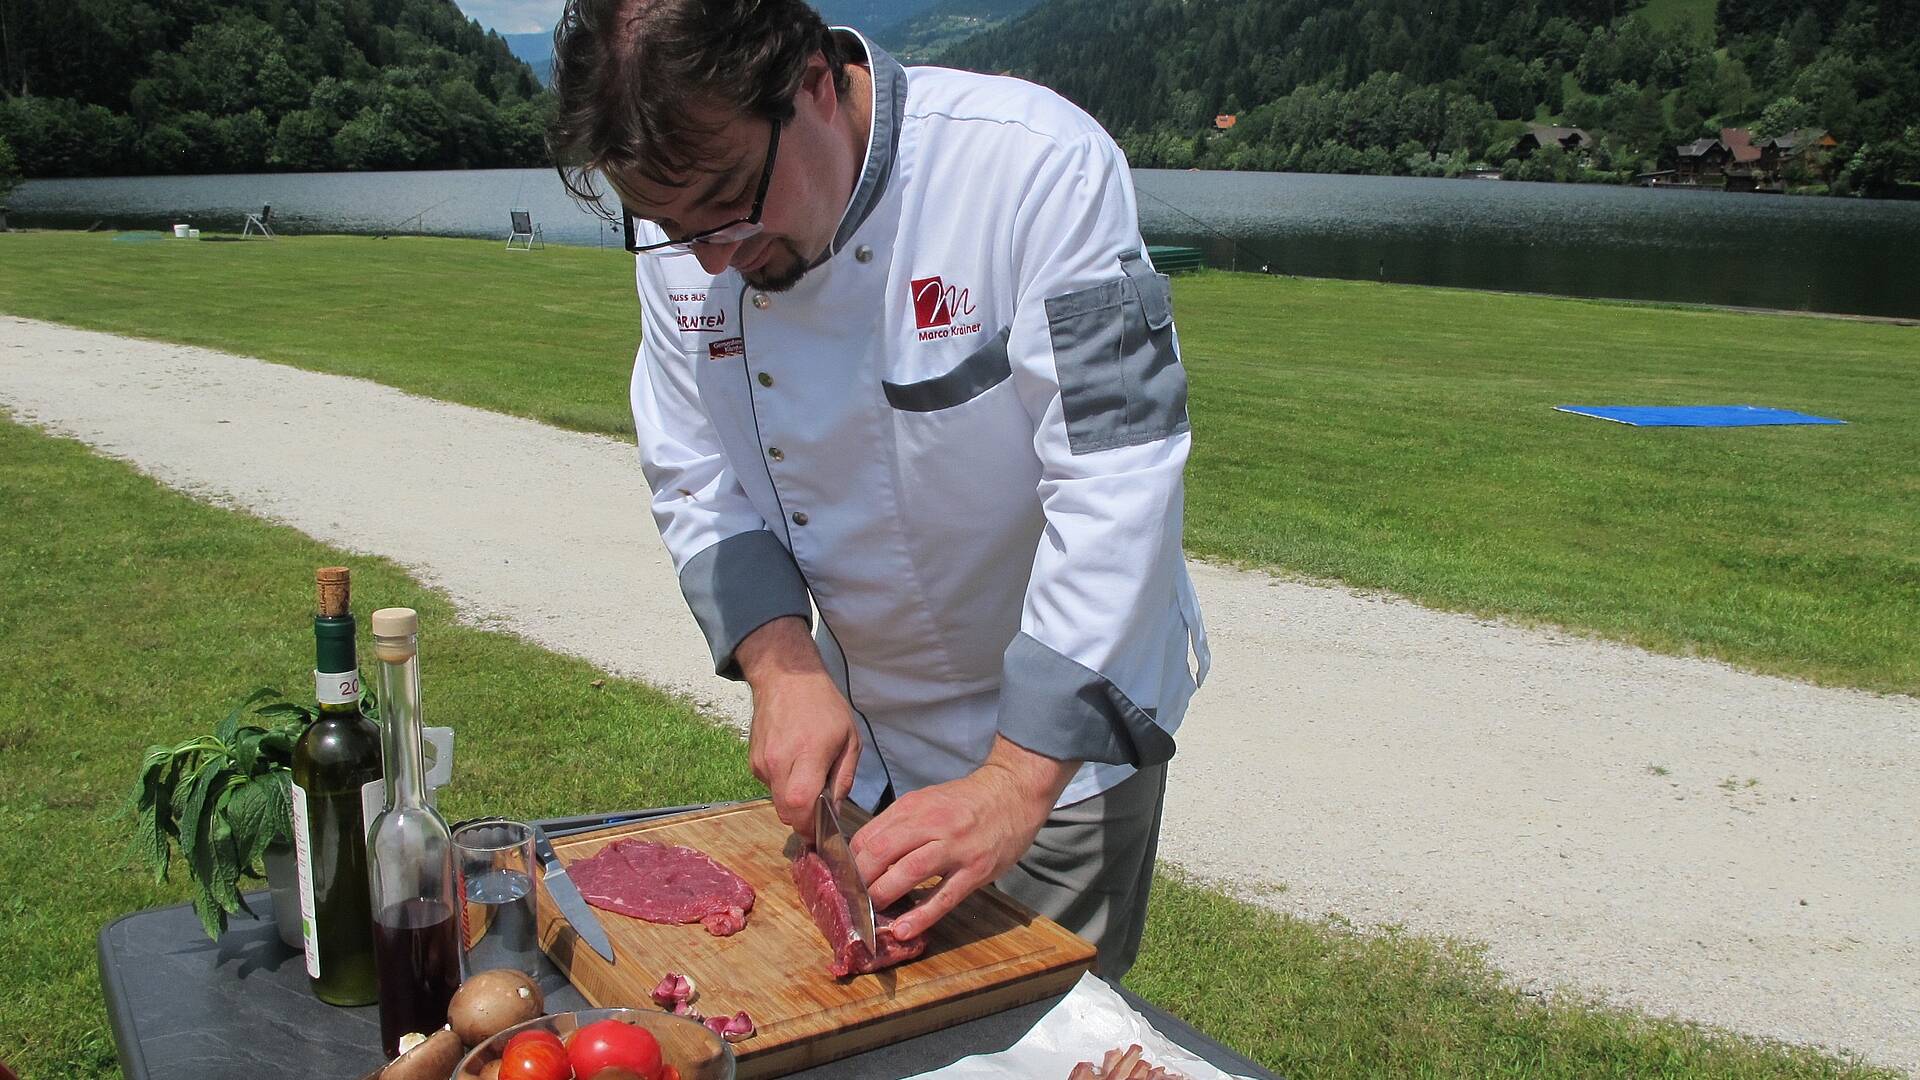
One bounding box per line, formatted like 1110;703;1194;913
531;826;562;870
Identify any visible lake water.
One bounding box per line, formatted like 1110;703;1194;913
12;167;1920;318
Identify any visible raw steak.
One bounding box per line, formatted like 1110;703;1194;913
789;849;926;977
570;838;755;937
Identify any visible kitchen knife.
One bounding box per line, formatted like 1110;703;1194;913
532;824;616;963
814;789;877;954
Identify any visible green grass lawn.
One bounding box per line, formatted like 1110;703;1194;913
0;415;1894;1080
0;230;1915;696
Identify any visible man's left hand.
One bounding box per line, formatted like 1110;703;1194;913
849;737;1078;940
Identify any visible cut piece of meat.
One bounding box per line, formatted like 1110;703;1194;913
789;848;926;977
700;905;748;936
570;838;756;936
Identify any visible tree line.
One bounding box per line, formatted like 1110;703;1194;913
0;0;553;179
938;0;1920;194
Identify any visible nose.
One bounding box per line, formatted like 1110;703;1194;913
694;240;740;276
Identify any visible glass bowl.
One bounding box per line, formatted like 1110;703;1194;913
452;1006;736;1080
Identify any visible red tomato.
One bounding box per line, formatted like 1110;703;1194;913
500;1039;572;1080
505;1030;566;1056
568;1019;662;1080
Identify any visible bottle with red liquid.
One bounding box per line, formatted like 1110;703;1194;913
365;608;461;1057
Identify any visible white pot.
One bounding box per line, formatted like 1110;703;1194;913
262;842;304;950
173;224;190;238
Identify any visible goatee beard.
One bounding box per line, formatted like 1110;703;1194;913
743;240;811;292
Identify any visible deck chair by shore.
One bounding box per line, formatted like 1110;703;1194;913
242;205;275;238
506;209;544;251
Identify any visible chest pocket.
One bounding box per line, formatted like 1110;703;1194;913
882;327;1013;412
1043;250;1189;455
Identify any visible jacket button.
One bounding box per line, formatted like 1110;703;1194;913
854;245;873;263
791;511;809;526
752;294;771;310
768;447;784;461
757;372;774;388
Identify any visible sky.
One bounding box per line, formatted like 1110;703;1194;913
455;0;562;35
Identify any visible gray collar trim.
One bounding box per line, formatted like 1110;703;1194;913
824;28;906;260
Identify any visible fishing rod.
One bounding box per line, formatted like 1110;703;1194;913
385;196;456;236
1134;179;1285;274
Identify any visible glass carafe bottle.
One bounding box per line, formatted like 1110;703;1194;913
365;607;461;1057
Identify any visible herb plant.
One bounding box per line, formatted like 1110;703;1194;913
130;683;374;939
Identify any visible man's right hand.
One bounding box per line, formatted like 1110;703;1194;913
736;616;860;832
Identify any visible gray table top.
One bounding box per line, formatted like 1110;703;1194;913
98;895;1280;1080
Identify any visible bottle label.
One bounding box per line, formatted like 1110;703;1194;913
361;778;385;843
315;668;360;705
290;782;321;979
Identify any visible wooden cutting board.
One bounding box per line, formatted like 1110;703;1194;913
533;800;1096;1078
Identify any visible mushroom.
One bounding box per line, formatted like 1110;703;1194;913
447;969;545;1045
381;1027;462;1080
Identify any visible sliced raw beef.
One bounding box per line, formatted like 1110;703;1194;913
570;838;755;937
789;849;926;977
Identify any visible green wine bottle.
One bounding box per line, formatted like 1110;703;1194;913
290;567;382;1006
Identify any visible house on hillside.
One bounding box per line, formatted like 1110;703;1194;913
1214;114;1238;132
1675;137;1731;180
1512;124;1595;159
1759;129;1838;182
1720;128;1762;190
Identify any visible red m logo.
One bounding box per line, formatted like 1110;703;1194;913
911;276;951;329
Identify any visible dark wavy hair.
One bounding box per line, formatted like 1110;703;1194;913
548;0;849;220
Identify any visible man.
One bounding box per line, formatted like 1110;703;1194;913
549;0;1208;978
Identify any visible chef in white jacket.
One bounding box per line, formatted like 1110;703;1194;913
550;0;1207;977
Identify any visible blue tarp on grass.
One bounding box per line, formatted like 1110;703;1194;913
1554;405;1847;427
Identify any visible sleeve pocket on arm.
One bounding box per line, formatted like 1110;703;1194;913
1043;250;1189;456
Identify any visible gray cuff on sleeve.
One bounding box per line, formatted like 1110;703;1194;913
997;632;1175;767
679;530;812;680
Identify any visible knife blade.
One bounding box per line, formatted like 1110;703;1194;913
532;825;616;963
814;789;877;954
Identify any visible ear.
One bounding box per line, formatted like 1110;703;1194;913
798;51;838;127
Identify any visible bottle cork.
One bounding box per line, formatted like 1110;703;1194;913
371;607;419;663
316;567;351;617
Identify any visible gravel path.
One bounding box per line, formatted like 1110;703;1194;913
4;315;1914;1071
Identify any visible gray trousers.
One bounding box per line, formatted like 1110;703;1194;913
994;762;1169;981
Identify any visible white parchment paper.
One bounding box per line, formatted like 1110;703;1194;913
905;973;1259;1080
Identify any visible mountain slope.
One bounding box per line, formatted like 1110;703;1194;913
0;0;551;177
875;0;1044;62
502;31;554;85
812;0;946;35
936;0;1919;190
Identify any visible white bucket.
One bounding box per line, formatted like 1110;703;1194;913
173;224;190;238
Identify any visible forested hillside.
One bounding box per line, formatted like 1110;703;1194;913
0;0;551;177
812;0;944;33
877;0;1042;61
939;0;1920;193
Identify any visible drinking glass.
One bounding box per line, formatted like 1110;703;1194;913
453;819;541;978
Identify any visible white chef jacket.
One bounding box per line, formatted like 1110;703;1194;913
628;30;1209;808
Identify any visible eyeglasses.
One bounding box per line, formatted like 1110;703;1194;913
623;119;782;255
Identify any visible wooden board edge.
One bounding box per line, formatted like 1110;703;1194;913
734;958;1094;1079
546;800;776;859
